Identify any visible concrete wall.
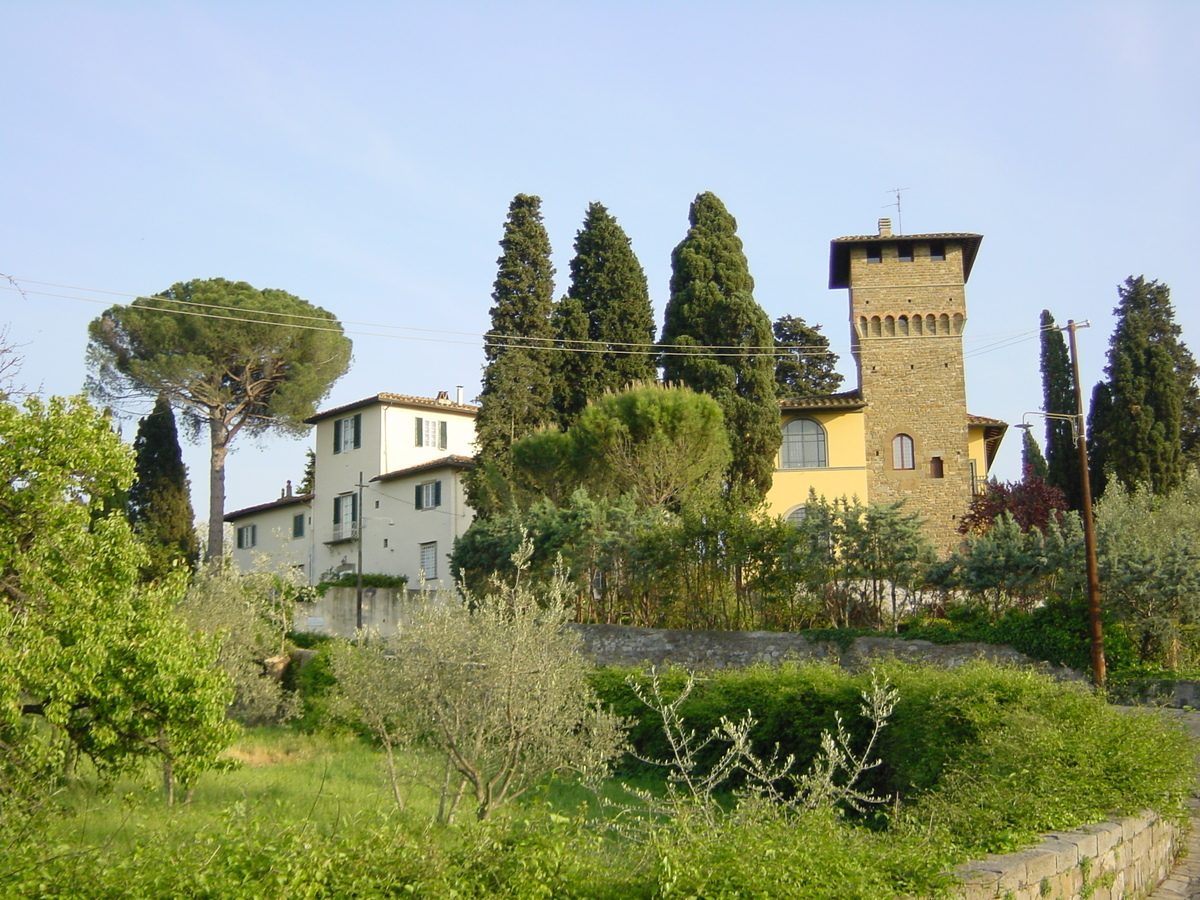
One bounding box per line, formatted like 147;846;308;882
294;586;448;637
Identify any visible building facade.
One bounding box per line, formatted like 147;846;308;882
764;218;1006;551
225;391;478;587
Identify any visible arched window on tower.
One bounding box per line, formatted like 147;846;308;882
892;433;915;470
781;418;828;468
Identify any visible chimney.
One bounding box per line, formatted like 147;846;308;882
456;385;464;404
285;479;293;498
436;390;450;402
878;218;893;237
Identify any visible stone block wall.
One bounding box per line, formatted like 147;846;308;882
949;811;1180;900
572;623;1084;681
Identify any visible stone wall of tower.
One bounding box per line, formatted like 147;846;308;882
847;239;973;554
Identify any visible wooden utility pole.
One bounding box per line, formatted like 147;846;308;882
1068;321;1106;687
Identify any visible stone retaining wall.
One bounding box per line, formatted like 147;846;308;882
949;810;1181;900
572;623;1085;681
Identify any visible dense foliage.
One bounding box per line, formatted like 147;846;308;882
87;278;352;559
469;194;558;516
1039;310;1082;509
128;395;199;580
661;192;779;505
552;201;656;426
1087;276;1194;498
773;313;843;398
0;395;235;814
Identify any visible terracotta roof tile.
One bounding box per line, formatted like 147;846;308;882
371;454;477;483
306;392;479;424
225;493;312;522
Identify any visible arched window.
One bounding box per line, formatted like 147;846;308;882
785;506;808;526
892;433;915;470
781;418;827;468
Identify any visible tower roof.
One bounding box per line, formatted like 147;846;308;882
829;230;983;289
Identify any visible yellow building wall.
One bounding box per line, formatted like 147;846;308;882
966;425;994;488
765;410;870;518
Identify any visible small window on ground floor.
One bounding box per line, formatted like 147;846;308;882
419;541;438;580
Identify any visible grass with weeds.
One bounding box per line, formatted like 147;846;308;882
3;662;1195;899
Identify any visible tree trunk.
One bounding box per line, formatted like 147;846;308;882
207;418;229;562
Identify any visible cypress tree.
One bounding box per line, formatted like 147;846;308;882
1039;310;1082;509
553;202;656;426
469;194;557;515
772;314;842;398
661;192;778;505
1021;428;1049;482
1088;276;1190;496
128;395;199;580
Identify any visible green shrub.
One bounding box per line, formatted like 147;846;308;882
314;572;409;595
899;596;1137;675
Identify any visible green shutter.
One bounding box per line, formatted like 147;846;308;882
439;421;448;450
352;413;362;449
433;480;442;507
415;417;423;446
333;420;342;453
414;483;423;510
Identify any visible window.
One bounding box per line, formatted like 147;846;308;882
897;242;914;262
928;240;946;261
292;513;305;538
866;244;882;264
781;418;827;468
333;413;361;453
892;434;915;470
415;417;448;450
415;480;442;510
332;493;358;540
930;456;944;479
785;506;809;526
969;459;980;494
236;524;256;549
419;541;438;580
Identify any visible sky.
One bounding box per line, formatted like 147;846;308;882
3;1;1199;517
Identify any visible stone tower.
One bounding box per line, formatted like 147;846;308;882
829;219;984;551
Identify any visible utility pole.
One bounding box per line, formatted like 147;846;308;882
1068;321;1105;687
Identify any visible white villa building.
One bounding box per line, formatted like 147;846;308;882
225;391;478;589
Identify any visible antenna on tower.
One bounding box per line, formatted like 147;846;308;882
883;187;909;234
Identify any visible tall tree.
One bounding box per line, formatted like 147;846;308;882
1087;277;1191;496
87;278;352;561
553;202;656;426
772;314;842;398
1040;310;1082;509
1021;427;1049;483
661;192;778;505
469;194;557;516
129;395;199;581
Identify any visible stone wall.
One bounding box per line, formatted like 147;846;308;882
572;623;1084;681
949;810;1180;900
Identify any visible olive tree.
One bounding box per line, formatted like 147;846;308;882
87;278;352;559
332;540;626;821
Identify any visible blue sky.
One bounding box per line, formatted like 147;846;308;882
3;1;1198;516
